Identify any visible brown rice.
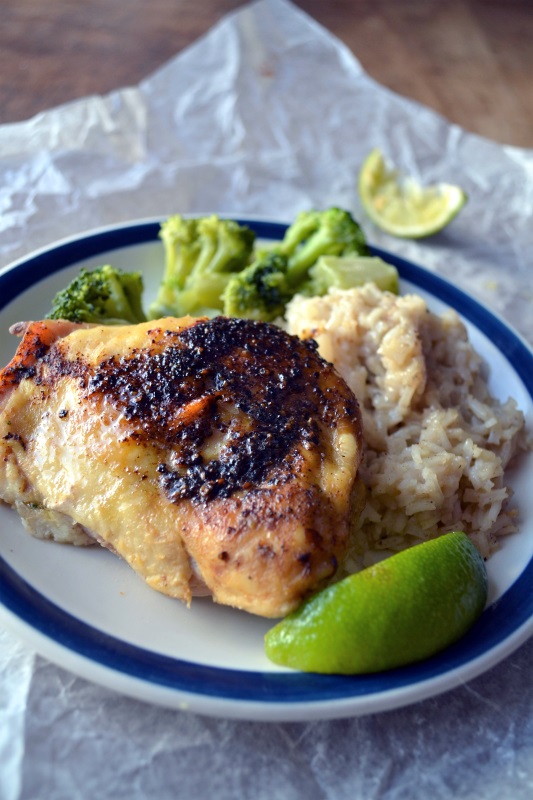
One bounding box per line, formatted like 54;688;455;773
284;283;530;570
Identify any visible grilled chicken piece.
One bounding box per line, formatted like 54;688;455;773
0;316;363;617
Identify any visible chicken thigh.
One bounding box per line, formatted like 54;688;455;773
0;315;363;617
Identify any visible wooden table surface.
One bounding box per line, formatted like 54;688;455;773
2;0;532;148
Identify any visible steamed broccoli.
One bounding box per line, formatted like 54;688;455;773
275;206;368;287
149;214;255;318
222;207;370;321
47;264;147;324
304;255;400;297
222;251;292;321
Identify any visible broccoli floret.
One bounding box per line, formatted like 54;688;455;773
47;264;147;324
222;208;370;321
149;214;255;318
277;207;368;286
304;255;400;297
222;252;292;321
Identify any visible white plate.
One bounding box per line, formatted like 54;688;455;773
0;218;532;721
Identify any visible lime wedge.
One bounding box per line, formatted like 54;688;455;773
358;149;467;238
265;531;487;674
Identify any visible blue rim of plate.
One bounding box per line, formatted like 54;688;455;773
0;218;532;709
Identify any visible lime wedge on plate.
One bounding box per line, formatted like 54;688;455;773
265;531;487;674
358;149;467;238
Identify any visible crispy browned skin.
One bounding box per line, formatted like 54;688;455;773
0;316;363;617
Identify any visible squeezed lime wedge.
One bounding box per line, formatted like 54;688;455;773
359;149;467;238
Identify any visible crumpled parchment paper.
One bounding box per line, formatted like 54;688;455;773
1;1;533;798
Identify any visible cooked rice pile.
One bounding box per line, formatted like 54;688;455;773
285;284;530;569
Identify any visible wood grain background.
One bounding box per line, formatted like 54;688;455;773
1;0;532;147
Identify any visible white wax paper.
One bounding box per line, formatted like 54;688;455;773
1;1;533;797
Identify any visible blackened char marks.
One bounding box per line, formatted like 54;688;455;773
85;317;358;503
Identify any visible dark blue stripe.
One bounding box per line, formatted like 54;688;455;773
2;549;533;702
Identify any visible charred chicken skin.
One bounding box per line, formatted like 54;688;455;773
0;316;363;617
